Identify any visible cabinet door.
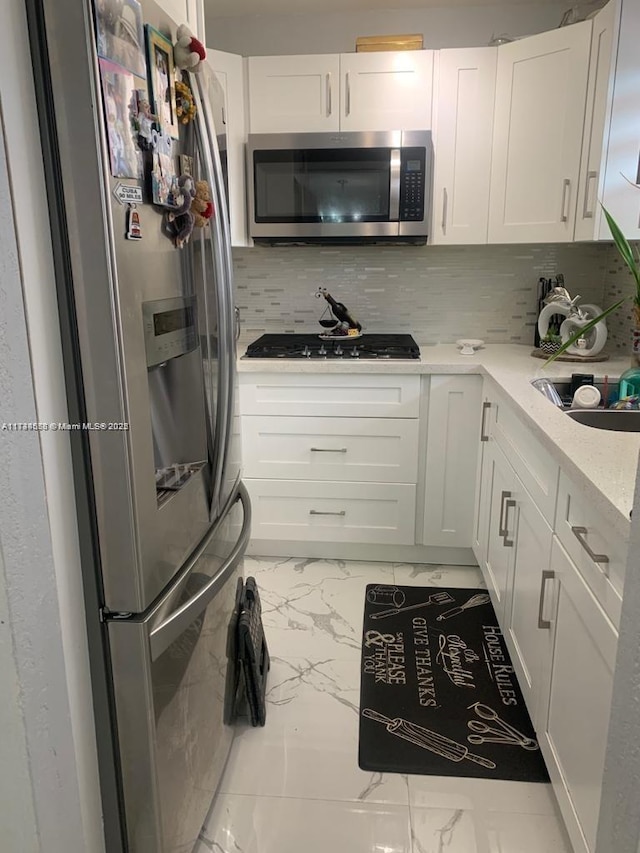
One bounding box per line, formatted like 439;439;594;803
210;50;249;247
431;48;497;244
472;398;495;569
488;22;592;243
574;0;618;241
155;0;204;40
483;441;516;624
339;51;433;132
600;0;640;240
504;480;554;727
248;55;340;132
540;538;617;853
423;375;482;547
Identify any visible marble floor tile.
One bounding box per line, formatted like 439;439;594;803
409;807;481;853
480;810;573;853
206;557;570;853
245;556;394;661
393;562;486;589
194;794;412;853
220;655;409;805
407;774;558;816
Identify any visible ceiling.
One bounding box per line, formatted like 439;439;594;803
208;0;565;18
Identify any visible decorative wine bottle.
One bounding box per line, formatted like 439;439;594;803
317;288;361;331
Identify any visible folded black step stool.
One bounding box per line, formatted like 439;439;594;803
236;576;270;726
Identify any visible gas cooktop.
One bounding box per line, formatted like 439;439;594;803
243;333;420;360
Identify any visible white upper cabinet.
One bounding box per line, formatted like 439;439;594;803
488;22;592;243
339;51;433;132
431;47;497;244
210;49;250;246
595;0;640;240
574;0;618;240
248;55;341;132
155;0;205;40
248;52;433;133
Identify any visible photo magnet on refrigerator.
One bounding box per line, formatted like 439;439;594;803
126;204;142;240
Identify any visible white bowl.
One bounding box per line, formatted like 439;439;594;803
457;338;484;356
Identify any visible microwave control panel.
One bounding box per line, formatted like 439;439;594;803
399;148;426;221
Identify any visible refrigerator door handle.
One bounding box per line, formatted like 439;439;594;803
149;483;251;662
193;67;237;508
192;71;232;519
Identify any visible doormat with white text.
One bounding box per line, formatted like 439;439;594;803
358;584;549;781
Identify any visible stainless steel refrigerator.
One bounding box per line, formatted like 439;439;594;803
26;2;250;851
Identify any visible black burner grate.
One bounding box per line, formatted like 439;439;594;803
244;333;420;360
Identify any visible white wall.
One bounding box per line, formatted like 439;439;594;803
206;3;563;55
0;1;104;851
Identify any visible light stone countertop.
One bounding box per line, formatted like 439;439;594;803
237;340;639;537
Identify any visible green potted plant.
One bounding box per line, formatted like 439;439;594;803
539;325;563;355
544;207;639;366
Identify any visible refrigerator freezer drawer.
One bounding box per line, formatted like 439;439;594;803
108;484;250;853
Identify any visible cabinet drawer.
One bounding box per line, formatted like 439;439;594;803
242;416;419;482
245;479;416;545
555;471;625;628
239;374;420;418
490;389;559;524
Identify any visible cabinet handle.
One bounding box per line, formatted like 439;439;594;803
441;187;448;233
498;490;511;537
537;569;555;629
310;509;346;516
571;525;610;575
310;447;347;453
221;106;226;126
560;178;571;223
503;499;516;547
582;170;597;219
326;73;332;117
480;401;491;442
345;72;351;116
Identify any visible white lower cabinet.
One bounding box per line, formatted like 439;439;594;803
240;373;421;551
422;375;482;547
247;480;416;545
540;538;617;853
473;383;620;853
483;441;515;624
503;476;554;728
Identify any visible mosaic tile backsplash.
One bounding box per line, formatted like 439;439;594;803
234;243;612;345
603;242;640;354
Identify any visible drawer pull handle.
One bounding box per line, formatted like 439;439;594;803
480;401;491;442
498;490;511;537
537;569;555;629
503;499;516;548
310;447;347;453
571;525;610;575
310;509;346;516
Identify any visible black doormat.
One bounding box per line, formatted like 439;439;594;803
359;585;549;782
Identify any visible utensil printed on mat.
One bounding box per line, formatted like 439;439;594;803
361;708;496;770
466;702;539;751
369;591;454;620
366;585;406;609
436;593;490;621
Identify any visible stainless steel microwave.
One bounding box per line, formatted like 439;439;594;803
247;130;433;244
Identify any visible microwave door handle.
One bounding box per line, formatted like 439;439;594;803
192;71;231;519
389;149;401;221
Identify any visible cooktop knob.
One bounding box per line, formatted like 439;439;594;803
334;345;343;356
350;347;360;357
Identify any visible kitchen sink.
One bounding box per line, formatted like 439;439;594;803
566;409;640;432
